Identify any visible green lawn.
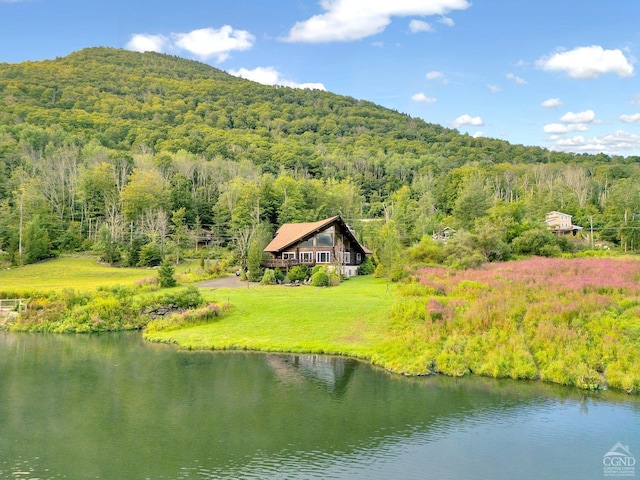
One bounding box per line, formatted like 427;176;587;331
145;276;397;361
0;256;197;293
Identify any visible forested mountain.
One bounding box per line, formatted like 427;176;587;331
1;47;639;271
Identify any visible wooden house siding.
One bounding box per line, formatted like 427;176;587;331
262;216;369;274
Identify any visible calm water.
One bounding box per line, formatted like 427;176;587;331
0;332;638;480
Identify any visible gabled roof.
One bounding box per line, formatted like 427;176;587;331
264;216;371;254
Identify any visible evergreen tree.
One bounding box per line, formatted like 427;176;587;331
247;240;263;282
158;257;177;288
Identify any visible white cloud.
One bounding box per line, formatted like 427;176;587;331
543;123;588;134
551;131;640;155
560;109;595;124
411;93;437;103
506;72;527;85
172;26;255;62
544;123;569;134
452;114;484;127
472;131;484;138
487;84;501;94
620;113;640;123
125;26;255;63
228;66;326;90
425;70;448;84
409;19;434;33
126;34;169;53
284;0;471;42
439;16;455;27
536;45;634;79
542;98;563;108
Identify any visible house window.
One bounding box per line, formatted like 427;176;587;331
356;253;361;263
341;252;350;264
299;237;313;247
300;252;313;263
282;252;296;260
316;233;333;246
316;251;331;263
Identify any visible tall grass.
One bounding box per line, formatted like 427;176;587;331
376;257;640;392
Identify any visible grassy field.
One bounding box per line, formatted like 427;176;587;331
145;277;397;360
0;256;198;294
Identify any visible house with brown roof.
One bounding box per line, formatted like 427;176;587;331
545;211;583;236
262;216;371;277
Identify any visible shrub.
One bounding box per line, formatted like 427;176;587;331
357;256;375;275
260;269;278;285
408;236;443;264
288;265;310;282
511;228;558;256
161;286;202;309
138;242;163;267
311;270;330;287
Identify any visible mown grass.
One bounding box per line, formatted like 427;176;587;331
0;256;199;294
144;277;396;360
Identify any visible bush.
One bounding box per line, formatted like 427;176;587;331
261;269;278;285
357;256;375;275
288;265;310;282
310;269;330;287
511;228;558;256
160;286;203;309
138;242;163;267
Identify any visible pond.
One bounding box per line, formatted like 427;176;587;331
1;331;638;479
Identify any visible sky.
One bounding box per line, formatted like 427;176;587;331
1;0;640;156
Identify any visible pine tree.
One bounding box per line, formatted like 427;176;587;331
158;257;177;288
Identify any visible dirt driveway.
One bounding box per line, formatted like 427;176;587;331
197;276;254;288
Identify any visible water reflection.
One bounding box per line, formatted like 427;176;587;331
266;354;358;398
0;332;638;480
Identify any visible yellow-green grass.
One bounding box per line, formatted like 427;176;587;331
0;256;198;294
145;276;397;361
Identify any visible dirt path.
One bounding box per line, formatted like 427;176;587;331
197;276;255;288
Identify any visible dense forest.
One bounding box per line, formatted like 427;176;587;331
1;47;640;274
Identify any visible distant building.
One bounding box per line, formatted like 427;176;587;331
545;211;583;236
432;226;455;242
262;215;371;277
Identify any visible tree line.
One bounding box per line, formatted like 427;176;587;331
1;48;639;273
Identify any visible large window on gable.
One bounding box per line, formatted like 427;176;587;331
316;233;333;246
299;237;313;247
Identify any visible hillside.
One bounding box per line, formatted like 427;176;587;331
0;47;639;271
0;47;578;175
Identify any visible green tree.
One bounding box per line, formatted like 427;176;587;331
24;215;53;264
158;257;177;288
246;240;264;282
120;169;169;222
171;207;189;264
96;224;120;266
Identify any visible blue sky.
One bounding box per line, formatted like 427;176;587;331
1;0;640;156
